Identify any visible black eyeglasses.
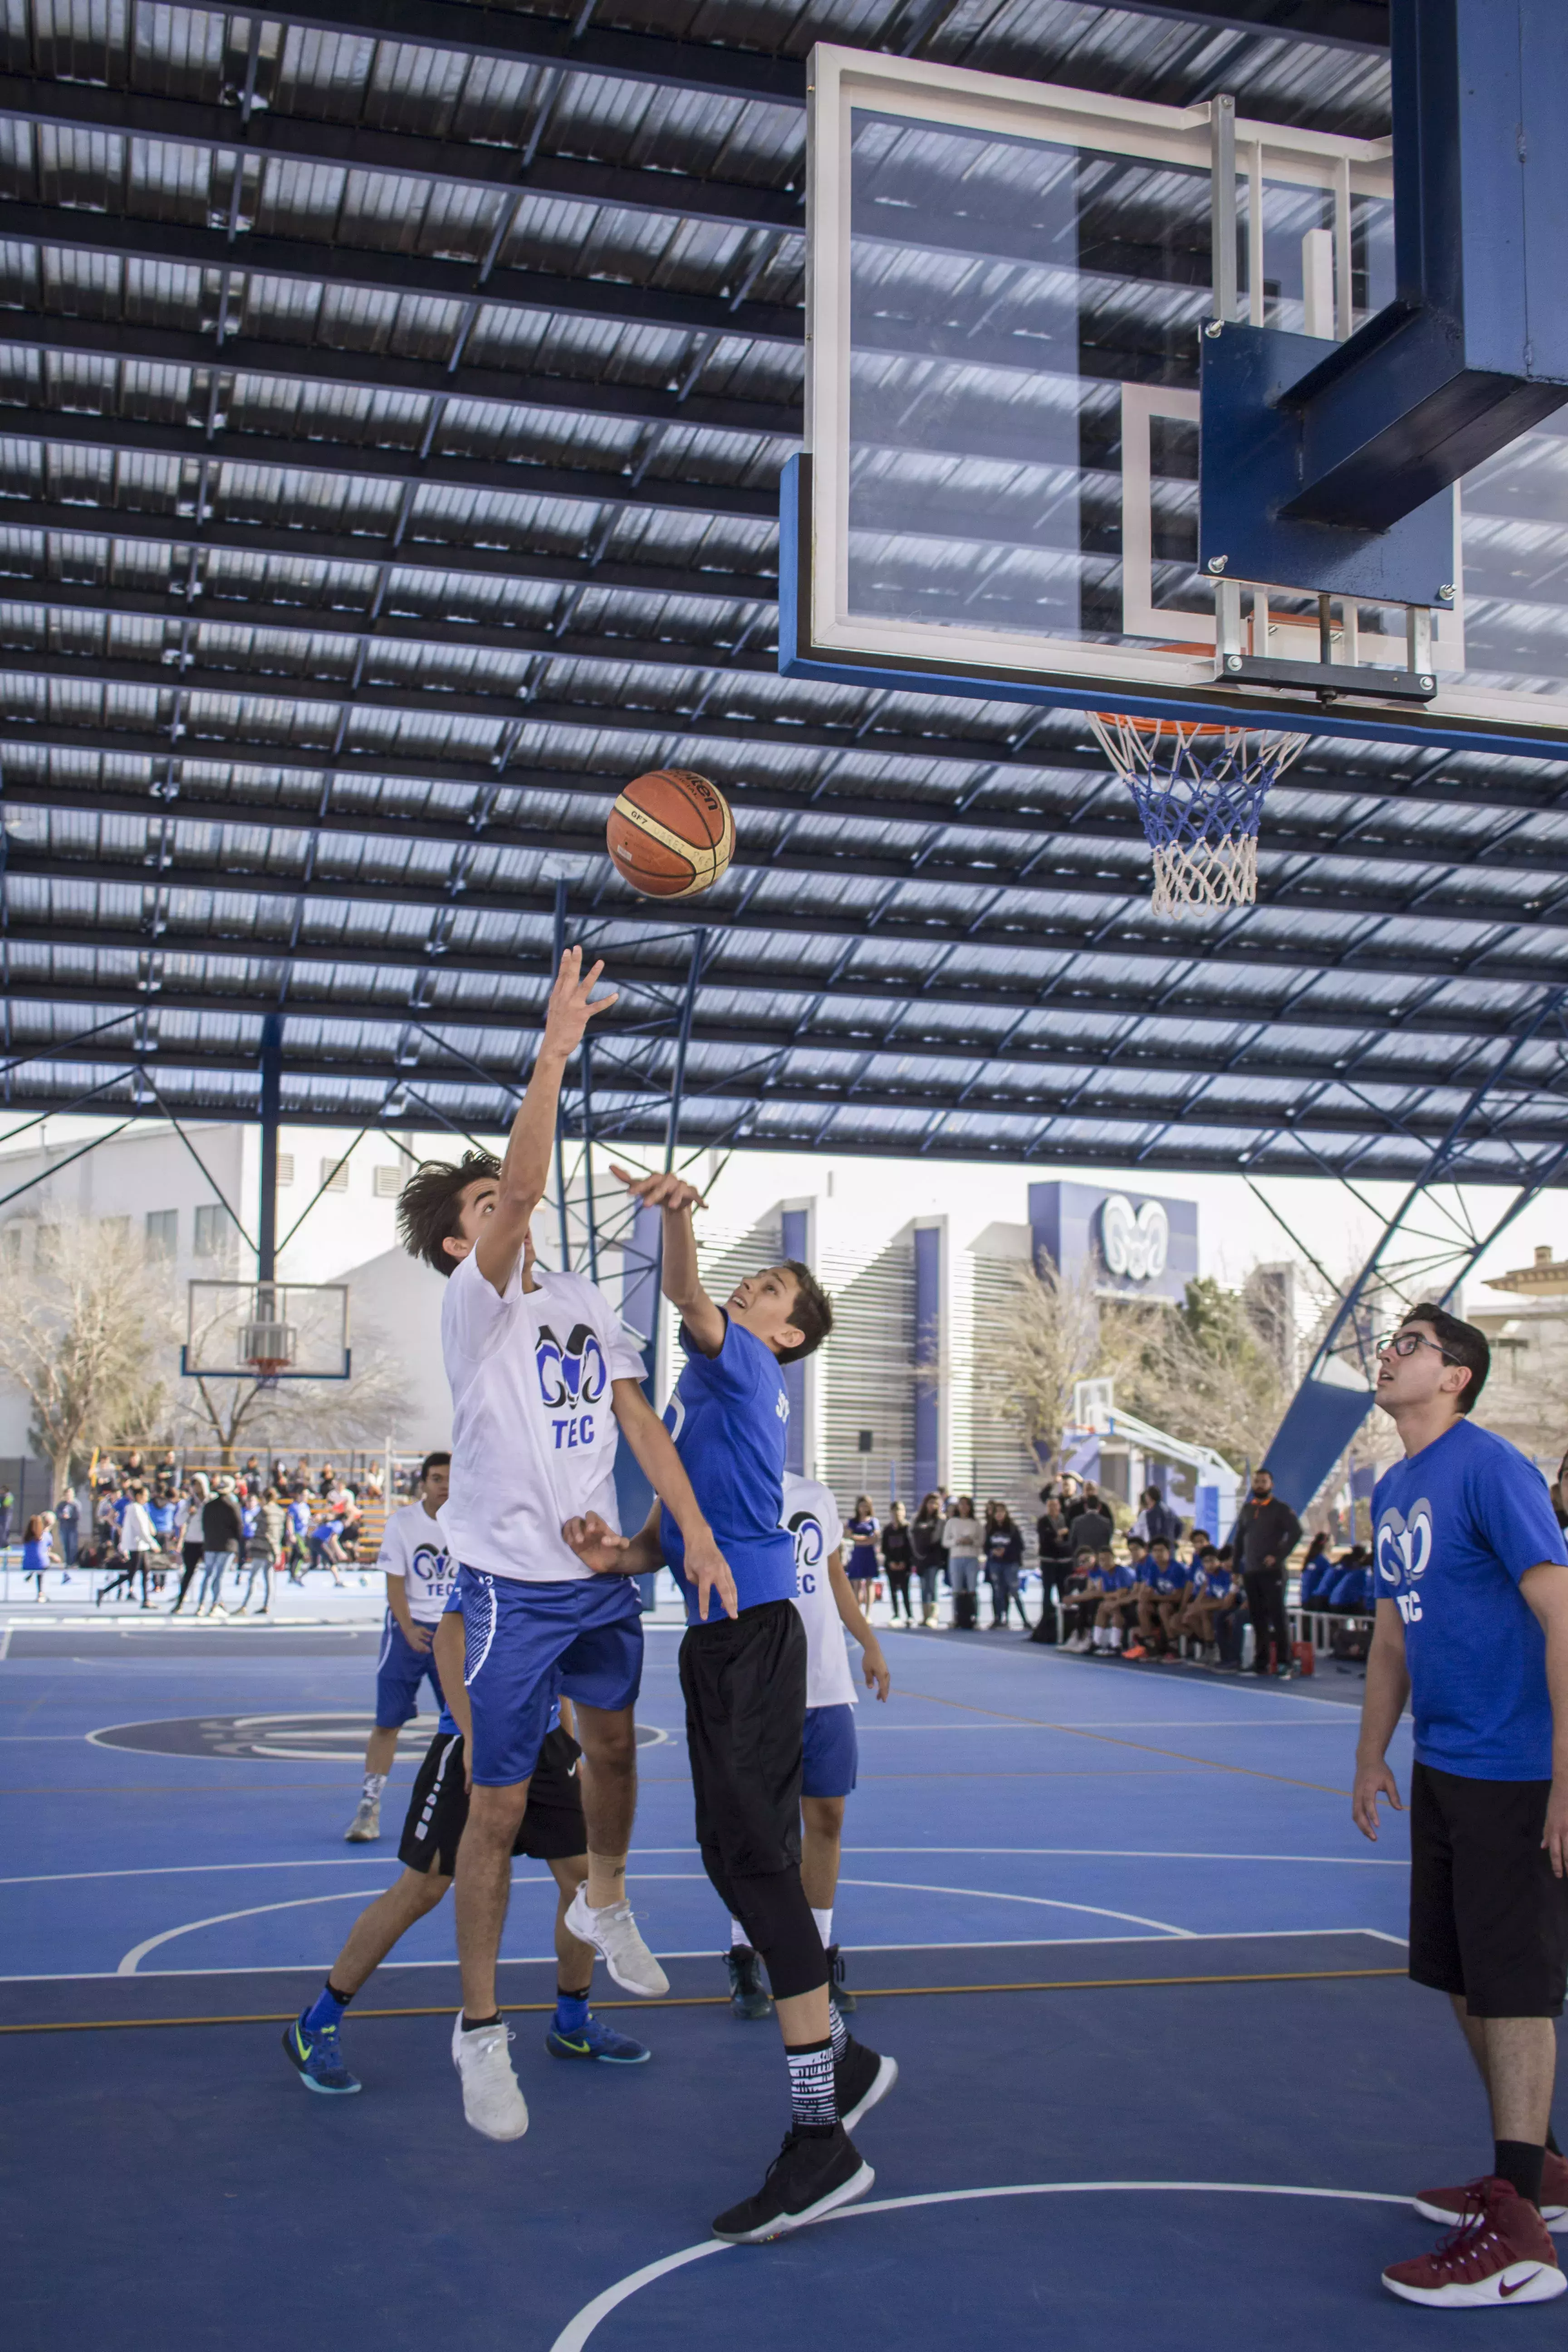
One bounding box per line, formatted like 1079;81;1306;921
1377;1329;1459;1363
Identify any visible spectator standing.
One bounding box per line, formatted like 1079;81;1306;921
20;1513;52;1599
195;1475;245;1618
55;1492;79;1567
910;1493;946;1627
1035;1492;1072;1576
1132;1484;1181;1546
1069;1489;1114;1558
941;1495;983;1627
118;1484;157;1609
236;1488;285;1616
844;1496;880;1605
1230;1467;1302;1680
880;1502;914;1624
170;1475;209;1613
982;1502;1027;1630
0;1486;14;1549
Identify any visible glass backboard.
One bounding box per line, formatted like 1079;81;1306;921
183;1281;351;1383
787;45;1568;759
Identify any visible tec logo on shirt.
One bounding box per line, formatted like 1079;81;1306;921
1377;1499;1433;1625
788;1509;826;1595
535;1322;608;1452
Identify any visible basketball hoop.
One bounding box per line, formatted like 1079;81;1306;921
1089;710;1308;920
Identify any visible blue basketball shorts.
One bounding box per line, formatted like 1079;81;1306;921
801;1701;859;1799
458;1566;645;1788
374;1612;445;1730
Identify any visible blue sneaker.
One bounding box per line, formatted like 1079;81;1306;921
282;2011;361;2095
545;2012;652;2065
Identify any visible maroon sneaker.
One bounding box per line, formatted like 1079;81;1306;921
1416;2150;1568;2235
1384;2176;1567;2307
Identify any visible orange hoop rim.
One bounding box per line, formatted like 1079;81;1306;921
1092;641;1243;740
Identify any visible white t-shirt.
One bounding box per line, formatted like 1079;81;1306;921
783;1474;857;1710
438;1252;646;1583
377;1499;456;1625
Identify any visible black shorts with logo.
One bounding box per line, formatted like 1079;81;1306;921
397;1723;584;1878
1409;1759;1568;2018
678;1597;806;1879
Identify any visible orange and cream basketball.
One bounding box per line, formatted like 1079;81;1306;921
606;769;735;899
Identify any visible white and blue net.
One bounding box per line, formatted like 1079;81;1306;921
1089;713;1308;919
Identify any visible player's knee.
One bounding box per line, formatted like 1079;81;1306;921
466;1780;530;1839
803;1796;844;1841
577;1709;636;1773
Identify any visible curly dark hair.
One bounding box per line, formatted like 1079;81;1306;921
776;1259;833;1364
396;1151;501;1276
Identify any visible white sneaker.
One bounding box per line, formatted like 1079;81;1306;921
344;1797;380;1842
451;2012;529;2141
564;1887;669;1996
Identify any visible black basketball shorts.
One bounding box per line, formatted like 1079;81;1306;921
678;1597;807;1880
397;1723;585;1878
1409;1759;1568;2018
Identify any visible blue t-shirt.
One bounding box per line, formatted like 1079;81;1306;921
1149;1558;1188;1596
1201;1566;1234;1600
1373;1417;1567;1779
661;1313;795;1622
1299;1554;1336;1604
1095;1562;1135;1596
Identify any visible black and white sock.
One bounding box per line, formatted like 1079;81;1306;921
785;2037;837;2134
828;1996;849;2062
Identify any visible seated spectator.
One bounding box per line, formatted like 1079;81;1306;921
1059;1547;1100;1651
1326;1559;1374;1612
1176;1547;1242;1656
1130;1538;1192;1658
1090;1547;1137;1658
1298;1530;1337;1607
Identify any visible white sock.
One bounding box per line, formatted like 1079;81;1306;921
1109;1627;1123;1651
811;1906;833;1948
1091;1627;1105;1649
362;1772;387;1802
730;1915;751;1949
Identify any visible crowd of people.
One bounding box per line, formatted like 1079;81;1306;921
7;1452;390;1614
830;1473;1377;1672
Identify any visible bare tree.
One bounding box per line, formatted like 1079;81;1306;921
986;1252;1141;1474
0;1217;166;1495
1111;1274;1289;1470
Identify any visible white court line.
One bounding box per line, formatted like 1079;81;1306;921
549;2180;1412;2352
0;1626;10;1661
3;1925;1406;1984
0;1843;1408;1888
113;1876;1191;1972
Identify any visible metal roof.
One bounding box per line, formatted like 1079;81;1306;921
4;0;1568;1190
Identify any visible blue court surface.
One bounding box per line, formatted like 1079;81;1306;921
1;1622;1555;2351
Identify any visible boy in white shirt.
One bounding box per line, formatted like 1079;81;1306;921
345;1450;456;1845
395;947;733;2144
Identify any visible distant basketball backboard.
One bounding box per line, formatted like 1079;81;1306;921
784;44;1568;758
182;1281;351;1383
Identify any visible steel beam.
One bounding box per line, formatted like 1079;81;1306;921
2;204;805;353
5;845;1565;994
0;407;780;524
0;76;804;234
0;506;775;609
5;317;801;446
0;972;1555;1103
0;924;1538;1056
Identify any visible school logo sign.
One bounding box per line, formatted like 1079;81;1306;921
1099;1193;1171;1282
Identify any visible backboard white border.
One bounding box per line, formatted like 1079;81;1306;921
802;43;1565;750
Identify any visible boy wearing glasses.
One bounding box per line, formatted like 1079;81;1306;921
1353;1303;1568;2308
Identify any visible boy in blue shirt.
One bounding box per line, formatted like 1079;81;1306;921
1090;1548;1137;1656
1353;1302;1568;2308
566;1164;895;2246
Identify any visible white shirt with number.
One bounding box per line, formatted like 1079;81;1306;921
377;1499;456;1626
438;1253;646;1584
783;1473;857;1710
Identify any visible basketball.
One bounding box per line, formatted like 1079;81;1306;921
606;768;735;899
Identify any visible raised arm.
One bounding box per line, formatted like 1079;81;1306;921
609;1166;725;1356
475;948;617;1296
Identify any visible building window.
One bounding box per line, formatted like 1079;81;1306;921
145;1210;177;1259
193;1204;226;1258
372;1166;402;1199
276;1153;295;1188
319;1157;350;1193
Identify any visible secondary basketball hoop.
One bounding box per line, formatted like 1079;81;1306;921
182;1281;352;1384
1088;710;1308;919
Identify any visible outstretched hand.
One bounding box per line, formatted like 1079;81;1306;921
561;1511;632;1576
544;947;618;1058
610;1163;706;1216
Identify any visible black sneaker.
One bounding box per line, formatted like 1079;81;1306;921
837;2034;898;2131
826;1942;857;2014
711;2126;874;2243
725;1945;774;2021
